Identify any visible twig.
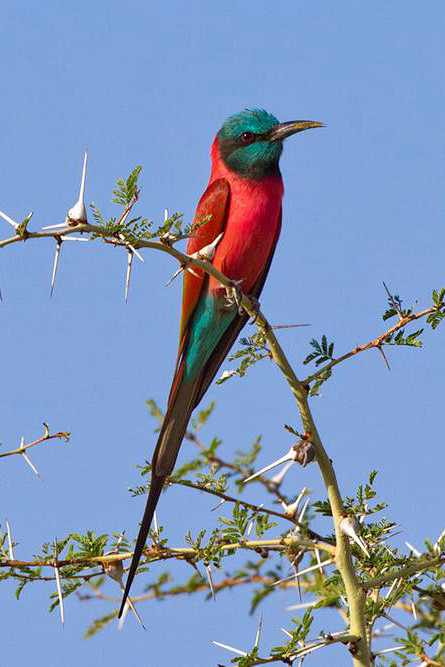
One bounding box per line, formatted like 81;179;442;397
164;475;332;548
302;306;436;386
362;554;445;591
0;429;70;460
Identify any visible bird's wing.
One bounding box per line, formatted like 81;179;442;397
179;177;230;341
193;207;282;406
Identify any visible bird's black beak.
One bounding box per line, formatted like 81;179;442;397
269;120;325;142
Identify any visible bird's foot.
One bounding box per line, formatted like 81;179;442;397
224;280;244;315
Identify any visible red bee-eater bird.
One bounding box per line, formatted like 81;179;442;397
119;109;323;616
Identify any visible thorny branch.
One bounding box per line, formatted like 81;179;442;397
0;215;372;663
302;305;439;386
0;426;70;460
1;186;444;664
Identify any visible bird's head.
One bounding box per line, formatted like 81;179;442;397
217;108;324;179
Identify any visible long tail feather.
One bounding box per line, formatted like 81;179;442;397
118;371;200;617
118;473;164;618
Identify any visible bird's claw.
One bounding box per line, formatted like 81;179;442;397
225;280;244;315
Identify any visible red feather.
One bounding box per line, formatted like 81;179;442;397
179;178;230;341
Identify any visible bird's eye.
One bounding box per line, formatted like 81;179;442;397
240;132;255;144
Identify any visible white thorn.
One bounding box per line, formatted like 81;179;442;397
435;527;445;547
285;600;318;611
192;232;224;262
405;541;422;558
50;243;61;298
270;461;294;486
118;590;146;630
211;499;226;511
125;251;133;303
118;234;144;262
205;563;216;600
373;646;404;656
244;447;297;483
6;519;14;559
273;558;332;585
22;452;42;480
116;580;145;630
66;151;88;224
385;577;400;600
411;599;417;620
79;151;87;203
42;223;68;230
281;498;300;518
118;598;130;628
254;614;263;648
297;498;310;525
281;627;293;639
339;517;370;558
103;552;146;630
153;511;158;534
186;265;200;278
0;208;18;228
20;438;42;480
165;264;185;287
60;235;89;242
164;209;169;222
372;622;395;638
116;531;125;549
382;612;408;631
212;641;247;657
120;208;131;227
54;541;64;626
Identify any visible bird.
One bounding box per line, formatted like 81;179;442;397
119;108;323;617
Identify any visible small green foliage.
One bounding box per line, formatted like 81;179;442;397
249;584;275;614
191;401;215;432
428;288;445;329
216;333;268;384
385;328;423;347
89;202;105;226
269;610;314;661
16;211;33;238
254;513;276;538
233;437;262;468
382;290;414;320
303;335;335;366
112;165;142;206
69;532;108;559
309;368;332;396
284;424;304;438
219;502;251;542
195;468;228;494
49;579;83;612
84;611;117;639
146;398;164;431
218;502;276;544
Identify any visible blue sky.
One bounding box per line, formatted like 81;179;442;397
1;2;444;665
